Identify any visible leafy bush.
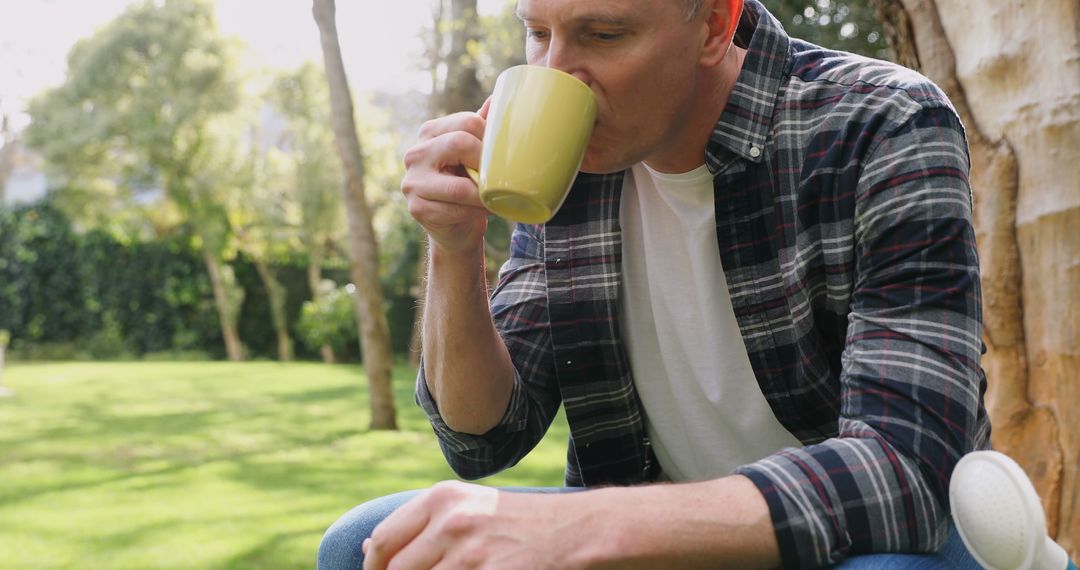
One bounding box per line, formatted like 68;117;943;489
0;201;419;361
84;315;133;360
7;341;87;361
141;349;214;361
296;284;359;358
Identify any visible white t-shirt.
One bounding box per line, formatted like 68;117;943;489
618;162;802;482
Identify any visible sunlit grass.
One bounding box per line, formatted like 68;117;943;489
0;361;568;569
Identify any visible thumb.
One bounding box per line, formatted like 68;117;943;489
478;96;493;119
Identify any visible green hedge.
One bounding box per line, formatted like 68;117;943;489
0;201;418;361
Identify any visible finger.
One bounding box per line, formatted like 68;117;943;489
377;527;446;570
477;96;493;119
409;198;490;230
416;111;485;143
407;170;485;210
403;130;483;180
363;491;435;570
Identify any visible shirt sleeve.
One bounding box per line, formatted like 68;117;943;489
415;222;563;480
735;104;991;567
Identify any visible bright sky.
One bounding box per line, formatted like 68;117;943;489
0;0;510;130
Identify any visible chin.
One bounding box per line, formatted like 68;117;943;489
579;149;630;175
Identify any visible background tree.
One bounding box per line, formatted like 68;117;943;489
220;114;296;363
869;0;1079;556
22;0;247;360
268;63;347;364
406;0;526;364
312;0;397;430
0;108;16;203
0;330;10;397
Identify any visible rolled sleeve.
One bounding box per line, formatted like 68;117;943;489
737;104;990;567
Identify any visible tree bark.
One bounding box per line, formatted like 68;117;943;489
253;258;293;362
871;0;1079;555
307;258;336;363
201;248;245;362
312;0;397;430
440;0;485;114
0;114;16;203
0;331;11;397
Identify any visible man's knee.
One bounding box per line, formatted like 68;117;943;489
317;490;423;570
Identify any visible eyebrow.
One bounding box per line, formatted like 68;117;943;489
515;9;636;27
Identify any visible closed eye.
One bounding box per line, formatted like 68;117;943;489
590;31;625;42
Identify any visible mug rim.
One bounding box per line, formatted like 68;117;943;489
500;64;596;104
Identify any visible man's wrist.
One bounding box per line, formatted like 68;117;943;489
573;476;780;569
428;232;486;263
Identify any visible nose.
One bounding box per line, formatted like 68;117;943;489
540;38;590;85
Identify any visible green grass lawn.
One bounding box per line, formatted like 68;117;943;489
0;361;569;569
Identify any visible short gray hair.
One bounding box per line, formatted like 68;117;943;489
683;0;705;20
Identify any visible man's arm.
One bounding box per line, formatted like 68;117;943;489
401;109;516;435
404;110;563;480
734;103;990;567
362;476;782;570
421;241;515;435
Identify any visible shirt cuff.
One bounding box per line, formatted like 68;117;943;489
414;364;529;453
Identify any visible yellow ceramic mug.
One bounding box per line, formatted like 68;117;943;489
472;65;597;224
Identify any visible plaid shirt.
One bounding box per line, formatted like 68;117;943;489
416;1;991;566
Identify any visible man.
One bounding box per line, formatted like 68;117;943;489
320;0;991;567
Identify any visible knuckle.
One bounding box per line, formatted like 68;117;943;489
417;118;439;140
430;479;462;499
461;113;485;136
406;197;424;219
402;144;423;169
400;171;420;198
444;131;474;156
369;523;389;545
442;510;481;537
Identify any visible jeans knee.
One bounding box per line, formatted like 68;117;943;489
317;490;422;570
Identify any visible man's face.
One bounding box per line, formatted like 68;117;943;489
516;0;709;173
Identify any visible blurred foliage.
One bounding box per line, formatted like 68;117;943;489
266;62;345;267
3;0;890;364
0;200;218;357
23;0;242;245
0;202;417;361
296;284;360;358
764;0;891;59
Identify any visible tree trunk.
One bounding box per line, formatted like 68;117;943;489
0;332;11;397
871;0;1080;555
312;0;397;430
253;258;293;362
307;257;336;363
441;0;485;114
201;248;245;362
0;114;16;203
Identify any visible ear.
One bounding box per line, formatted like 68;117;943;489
699;0;744;67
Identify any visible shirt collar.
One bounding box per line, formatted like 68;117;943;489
705;0;791;173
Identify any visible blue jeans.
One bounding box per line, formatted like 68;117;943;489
318;487;981;569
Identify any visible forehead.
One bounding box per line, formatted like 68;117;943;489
516;0;683;23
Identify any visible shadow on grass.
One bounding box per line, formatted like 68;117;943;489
226;525;329;570
0;361;573;570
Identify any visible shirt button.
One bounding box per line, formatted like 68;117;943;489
566;360;573;365
749;145;762;158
